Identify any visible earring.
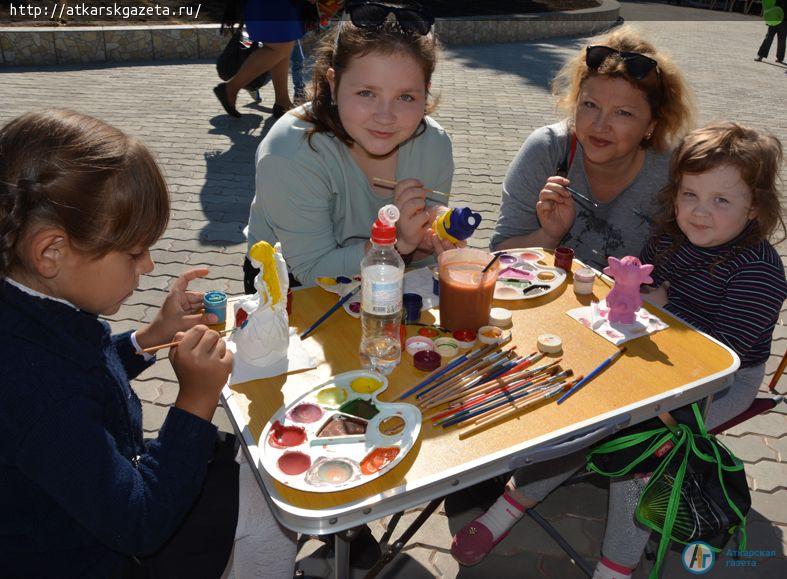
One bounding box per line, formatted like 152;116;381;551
645;131;654;140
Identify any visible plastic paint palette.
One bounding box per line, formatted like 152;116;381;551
260;370;422;493
492;248;567;300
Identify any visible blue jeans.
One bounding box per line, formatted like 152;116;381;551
291;39;305;98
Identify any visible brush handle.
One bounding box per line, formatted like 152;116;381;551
300;286;360;340
138;327;234;355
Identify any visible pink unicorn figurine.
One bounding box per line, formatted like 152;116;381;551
603;256;654;324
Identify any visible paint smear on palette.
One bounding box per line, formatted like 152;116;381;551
268;421;306;448
350;376;383;394
287;403;324;424
315;386;348;406
305;457;359;486
349;301;361;314
339;398;379;419
360;447;400;475
379;415;406;436
499;266;534;280
519;251;542;261
498;253;518;265
606;329;624;340
336;276;353;284
277;451;311;475
578;317;591;328
315;277;337;286
317;415;367;437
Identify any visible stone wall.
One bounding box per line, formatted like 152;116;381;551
0;1;619;67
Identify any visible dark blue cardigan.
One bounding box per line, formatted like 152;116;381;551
0;281;219;578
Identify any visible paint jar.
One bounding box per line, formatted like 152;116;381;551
573;267;596;295
554;247;574;272
405;336;435;357
452;329;477;349
413;350;441;372
403;293;423;323
203;291;227;325
434;337;460;359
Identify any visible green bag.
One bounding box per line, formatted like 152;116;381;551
587;403;750;578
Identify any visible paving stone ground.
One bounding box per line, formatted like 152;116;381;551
1;1;785;577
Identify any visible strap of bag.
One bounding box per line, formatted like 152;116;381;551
556;127;578;177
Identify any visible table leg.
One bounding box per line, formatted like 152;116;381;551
362;498;443;579
334;530;351;579
525;509;593;577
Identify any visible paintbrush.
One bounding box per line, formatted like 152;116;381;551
417;349;517;405
372;177;450;205
557;347;626;404
138;327;236;355
300;285;360;340
414;346;511;401
458;379;580;438
438;370;574;427
435;371;571;427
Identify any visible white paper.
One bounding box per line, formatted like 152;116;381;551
227;327;317;385
567;299;669;345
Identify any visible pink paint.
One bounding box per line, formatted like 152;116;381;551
603;256;654;324
268;421;306;448
349;301;361;314
519;251;542;262
499;266;534;280
277;452;311;475
287;403;324;424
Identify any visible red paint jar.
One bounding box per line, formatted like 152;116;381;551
554;246;574;272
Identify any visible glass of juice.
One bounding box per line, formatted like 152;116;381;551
438;248;500;330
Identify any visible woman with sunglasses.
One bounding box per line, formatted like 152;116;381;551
491;27;694;272
454;28;694;577
243;1;459;289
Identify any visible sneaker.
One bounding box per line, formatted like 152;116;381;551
451;518;509;566
754;56;763;62
245;88;262;102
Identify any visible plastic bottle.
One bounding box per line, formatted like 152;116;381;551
360;205;405;375
432;207;482;243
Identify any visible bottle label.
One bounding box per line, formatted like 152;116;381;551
362;279;403;315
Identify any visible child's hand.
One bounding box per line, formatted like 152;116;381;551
170;325;233;421
418;228;465;254
137;268;216;350
535;176;577;243
643;283;669;307
393;178;431;254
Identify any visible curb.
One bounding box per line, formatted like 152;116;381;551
0;1;619;67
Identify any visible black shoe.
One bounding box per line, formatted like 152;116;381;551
272;103;291;119
777;59;785;64
213;83;241;118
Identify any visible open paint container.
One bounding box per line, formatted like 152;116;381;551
259;370;422;492
492;248;567;300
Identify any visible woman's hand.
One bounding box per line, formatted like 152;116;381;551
170;325;233;421
136;268;216;350
535;176;577;244
393;178;431;255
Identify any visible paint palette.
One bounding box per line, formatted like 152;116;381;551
492;248;567;300
259;370;422;493
315;276;362;318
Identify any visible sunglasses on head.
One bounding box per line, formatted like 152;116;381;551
585;45;659;80
347;1;435;36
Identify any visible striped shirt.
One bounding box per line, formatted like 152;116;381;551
641;231;787;367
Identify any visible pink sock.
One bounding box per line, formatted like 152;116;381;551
592;557;633;579
473;491;527;541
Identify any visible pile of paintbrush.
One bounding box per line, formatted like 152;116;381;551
400;339;581;438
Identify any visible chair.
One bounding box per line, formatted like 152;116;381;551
524;348;787;577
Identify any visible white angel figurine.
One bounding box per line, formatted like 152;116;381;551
232;241;290;367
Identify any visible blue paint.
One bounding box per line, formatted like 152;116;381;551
203;290;227;324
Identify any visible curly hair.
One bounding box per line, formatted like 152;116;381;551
552;26;695;151
297;12;440;148
0;109;169;277
655;122;785;262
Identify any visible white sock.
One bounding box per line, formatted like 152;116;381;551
592;557;633;579
474;491;526;541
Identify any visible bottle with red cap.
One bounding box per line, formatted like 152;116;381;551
360;204;405;375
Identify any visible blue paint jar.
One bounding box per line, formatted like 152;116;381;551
203;291;227;324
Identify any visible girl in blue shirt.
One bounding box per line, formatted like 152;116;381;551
0;110;295;578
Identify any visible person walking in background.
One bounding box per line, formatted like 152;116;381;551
755;0;786;64
214;0;311;119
